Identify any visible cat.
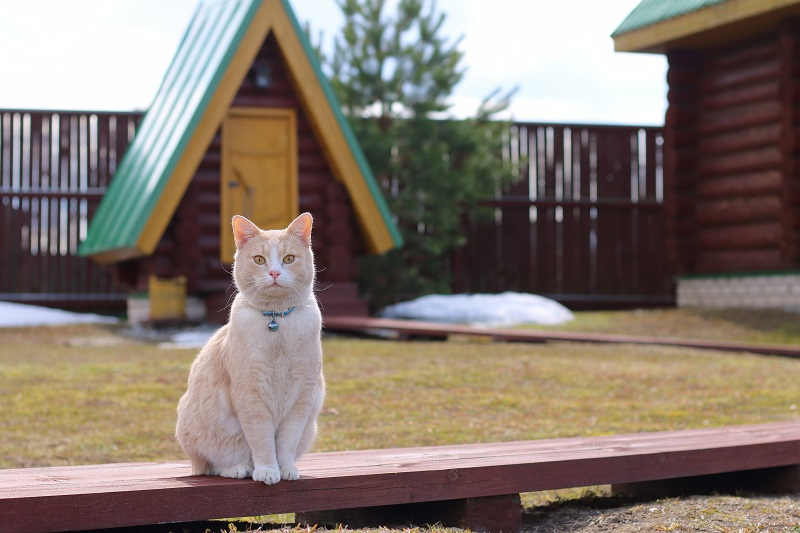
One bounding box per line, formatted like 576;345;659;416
176;212;325;485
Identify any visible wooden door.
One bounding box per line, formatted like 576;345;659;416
220;107;298;262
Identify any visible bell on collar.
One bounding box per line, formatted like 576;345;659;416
263;306;295;332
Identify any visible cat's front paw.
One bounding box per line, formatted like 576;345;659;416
280;464;300;481
253;464;281;485
216;463;253;479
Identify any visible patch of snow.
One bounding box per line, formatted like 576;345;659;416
157;328;218;350
0;301;119;328
379;292;574;327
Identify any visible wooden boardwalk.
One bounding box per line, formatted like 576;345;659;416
3;421;800;532
323;316;800;358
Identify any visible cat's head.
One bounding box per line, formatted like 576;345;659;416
231;213;315;308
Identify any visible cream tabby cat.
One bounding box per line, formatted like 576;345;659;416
176;213;325;485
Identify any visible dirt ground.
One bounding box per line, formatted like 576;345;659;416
212;493;800;532
524;493;800;532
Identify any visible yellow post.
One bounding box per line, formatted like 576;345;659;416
148;276;187;322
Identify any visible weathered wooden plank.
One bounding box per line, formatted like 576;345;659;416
480;197;662;210
298;152;331;172
614;465;800;499
780;21;800;266
696;196;781;225
696;101;781;136
3;421;800;533
699;80;780;110
697;123;780;154
575;128;595;295
705;35;779;69
699;56;781;92
500;206;529;292
697;170;781;199
663;50;699;278
597;129;633;296
697;146;781;176
317;282;368;316
696;221;783;250
696;248;785;273
323;316;800;358
299;191;325;211
640;210;671;295
640;130;668;295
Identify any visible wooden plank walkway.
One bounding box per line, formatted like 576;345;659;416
323;316;800;358
3;421;800;532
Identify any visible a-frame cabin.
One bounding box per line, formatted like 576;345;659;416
79;0;402;322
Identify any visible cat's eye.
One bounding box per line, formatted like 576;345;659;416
253;255;266;265
283;255;295;264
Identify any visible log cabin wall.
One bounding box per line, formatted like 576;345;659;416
780;20;800;268
696;34;784;273
134;33;366;321
666;22;800;276
664;50;701;276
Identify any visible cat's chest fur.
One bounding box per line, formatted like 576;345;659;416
225;295;322;386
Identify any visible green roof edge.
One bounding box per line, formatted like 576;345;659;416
77;1;203;258
279;0;404;249
130;0;263;242
79;0;263;257
612;0;728;37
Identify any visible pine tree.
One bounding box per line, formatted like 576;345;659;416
319;0;515;309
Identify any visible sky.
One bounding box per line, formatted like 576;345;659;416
0;0;667;126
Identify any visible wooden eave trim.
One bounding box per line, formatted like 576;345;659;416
613;0;800;53
135;1;275;256
82;245;148;265
270;0;399;254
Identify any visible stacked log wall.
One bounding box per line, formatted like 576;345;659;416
695;34;784;272
664;50;701;275
780;20;800;267
666;25;800;275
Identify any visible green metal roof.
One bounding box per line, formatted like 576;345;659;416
79;0;261;259
612;0;728;36
80;0;402;261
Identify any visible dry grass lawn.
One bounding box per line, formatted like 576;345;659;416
3;308;800;531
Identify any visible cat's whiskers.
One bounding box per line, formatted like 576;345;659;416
220;291;237;314
234;275;310;313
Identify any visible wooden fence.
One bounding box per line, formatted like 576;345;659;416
0;111;670;312
454;123;672;308
0;110;140;311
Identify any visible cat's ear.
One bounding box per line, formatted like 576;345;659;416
232;216;260;248
287;212;313;245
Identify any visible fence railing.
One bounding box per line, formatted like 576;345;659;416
0;109;141;310
0;110;669;312
454;122;672;307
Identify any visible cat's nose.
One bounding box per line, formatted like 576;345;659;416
268;270;281;281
